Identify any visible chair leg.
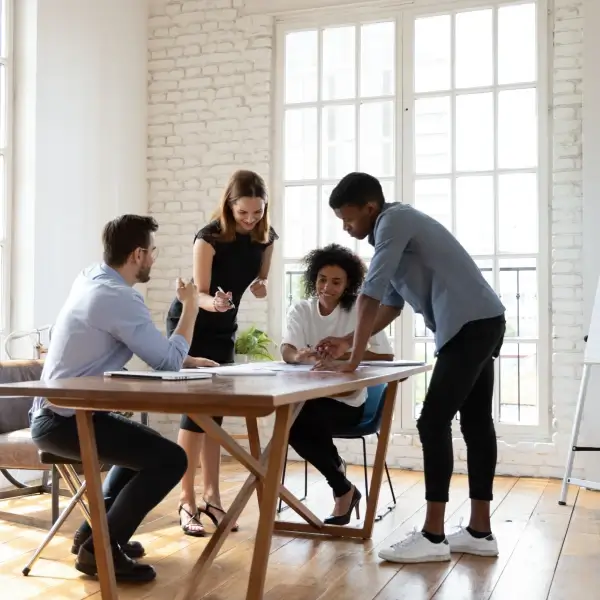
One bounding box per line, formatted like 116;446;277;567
375;432;396;522
304;459;308;498
51;466;59;525
22;475;88;576
361;437;369;503
277;446;289;514
59;465;91;524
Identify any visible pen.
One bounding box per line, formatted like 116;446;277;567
217;286;235;308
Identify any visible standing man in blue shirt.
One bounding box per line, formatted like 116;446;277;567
316;173;506;564
29;214;216;582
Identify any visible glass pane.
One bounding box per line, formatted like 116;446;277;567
455;10;493;89
498;88;538;169
498;3;537;85
322;26;356;100
415;96;451;174
284;31;318;104
498;342;538;425
0;155;4;238
321;184;355;249
322;105;356;179
456;92;493;172
455;176;494;255
498;173;538;253
357;180;394;258
414;178;451;231
359;101;395;177
0;244;3;331
360;21;395;97
414;15;451;93
475;258;494;289
283;186;317;258
0;65;5;149
499;258;538;338
413;341;437;419
284;108;317;181
284;263;305;313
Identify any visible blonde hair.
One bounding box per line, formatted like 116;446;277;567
211;170;270;243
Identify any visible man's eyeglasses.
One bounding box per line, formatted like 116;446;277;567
141;247;159;260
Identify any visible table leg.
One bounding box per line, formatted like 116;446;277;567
75;410;117;599
273;380;400;540
176;472;259;600
246;404;293;600
361;380;398;538
246;417;263;504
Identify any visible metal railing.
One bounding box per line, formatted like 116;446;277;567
285;264;538;424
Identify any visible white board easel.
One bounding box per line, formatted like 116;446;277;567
559;275;600;504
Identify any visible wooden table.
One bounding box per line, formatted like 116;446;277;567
0;364;430;600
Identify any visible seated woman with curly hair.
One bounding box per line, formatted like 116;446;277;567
281;243;394;525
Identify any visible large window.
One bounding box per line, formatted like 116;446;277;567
0;0;10;342
275;0;547;436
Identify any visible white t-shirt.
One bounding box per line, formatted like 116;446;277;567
281;298;394;407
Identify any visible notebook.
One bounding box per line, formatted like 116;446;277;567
104;370;214;381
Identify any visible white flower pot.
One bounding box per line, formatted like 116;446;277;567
234;354;248;364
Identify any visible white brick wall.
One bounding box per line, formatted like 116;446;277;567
146;0;585;479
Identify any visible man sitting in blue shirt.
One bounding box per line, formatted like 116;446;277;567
30;214;216;583
315;173;506;565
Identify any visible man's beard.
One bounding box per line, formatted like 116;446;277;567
137;265;151;284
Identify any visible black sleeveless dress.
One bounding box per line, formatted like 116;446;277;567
166;220;278;364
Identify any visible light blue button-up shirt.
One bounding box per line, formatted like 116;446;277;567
362;202;505;352
32;263;190;417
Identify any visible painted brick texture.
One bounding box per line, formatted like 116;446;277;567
147;0;585;478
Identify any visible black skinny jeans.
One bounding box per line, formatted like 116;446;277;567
288;398;364;497
30;409;187;551
416;315;506;503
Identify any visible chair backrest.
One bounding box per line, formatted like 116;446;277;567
0;360;44;434
361;383;387;433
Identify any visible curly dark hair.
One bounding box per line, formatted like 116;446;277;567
302;243;366;311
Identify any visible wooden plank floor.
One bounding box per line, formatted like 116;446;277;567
0;461;596;600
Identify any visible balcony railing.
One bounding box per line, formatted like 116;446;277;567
284;264;538;425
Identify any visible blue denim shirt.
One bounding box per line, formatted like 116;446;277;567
361;203;505;351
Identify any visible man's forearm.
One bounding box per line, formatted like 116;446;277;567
348;295;380;365
174;302;198;345
343;303;402;345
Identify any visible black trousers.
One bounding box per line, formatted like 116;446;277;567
288;398;364;497
30;409;187;550
417;315;506;503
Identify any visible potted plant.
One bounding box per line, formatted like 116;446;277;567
234;326;274;363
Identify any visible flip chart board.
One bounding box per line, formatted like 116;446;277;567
584;275;600;364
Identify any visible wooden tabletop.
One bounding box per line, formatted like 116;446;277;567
0;364;430;415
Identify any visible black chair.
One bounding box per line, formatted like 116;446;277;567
278;384;397;521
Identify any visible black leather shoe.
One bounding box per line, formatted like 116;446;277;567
75;545;156;582
324;486;362;526
71;532;145;559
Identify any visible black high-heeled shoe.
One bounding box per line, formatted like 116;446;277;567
324;486;362;526
198;498;240;532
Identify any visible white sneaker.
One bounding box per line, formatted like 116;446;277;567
378;529;451;564
446;523;498;557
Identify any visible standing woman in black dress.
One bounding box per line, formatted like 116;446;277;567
166;170;278;536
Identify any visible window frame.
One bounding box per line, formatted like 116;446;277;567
0;0;13;347
271;0;550;441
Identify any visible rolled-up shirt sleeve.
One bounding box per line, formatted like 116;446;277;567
381;282;405;310
362;210;412;304
103;291;190;371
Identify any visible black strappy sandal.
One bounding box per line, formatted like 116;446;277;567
198;499;240;532
178;504;206;537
